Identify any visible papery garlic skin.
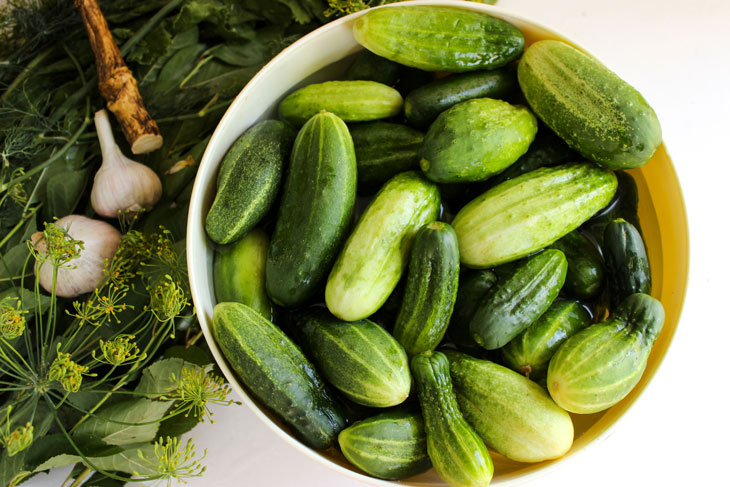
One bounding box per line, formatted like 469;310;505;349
90;109;162;218
33;215;122;298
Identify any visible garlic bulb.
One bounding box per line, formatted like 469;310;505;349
90;109;162;218
32;215;122;298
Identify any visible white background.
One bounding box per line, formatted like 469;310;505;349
27;0;730;485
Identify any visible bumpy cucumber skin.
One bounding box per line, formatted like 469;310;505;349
603;218;651;306
338;409;431;480
266;112;356;307
292;308;410;408
205;120;294;244
518;40;662;169
584;170;640;242
470;249;568;351
404;68;517;128
343;50;402;86
547;293;664;414
353;6;524;73
212;302;345;449
393;222;460;356
453;162;617;268
419;98;537;183
502;299;592;381
550;230;605;299
446;270;498;352
213;228;273;321
325;171;441;322
445;351;574;463
278;80;403;127
411;351;493;487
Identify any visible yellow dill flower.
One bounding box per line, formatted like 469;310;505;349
148;275;188;324
166;368;238;424
0;297;26;340
48;348;91;393
135;437;206;485
94;335;146;366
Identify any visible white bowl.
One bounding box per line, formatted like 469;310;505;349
187;1;689;485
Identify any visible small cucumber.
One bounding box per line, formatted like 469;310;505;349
419;98;538;183
393;222;459;356
266;111;356;307
411;351;493;487
213;228;273;321
354;6;524;72
470;249;568;350
205;120;294;244
603;218;651;306
547;293;664;414
446;270;498;352
550;230;605;299
291;308;411;408
343;50;402;86
325;171;441;322
279;80;403;127
584;170;641;241
212;302;345;449
338;409;431;480
445;351;574;463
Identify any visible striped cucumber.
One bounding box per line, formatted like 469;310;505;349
603;218;651;306
550;230;605;299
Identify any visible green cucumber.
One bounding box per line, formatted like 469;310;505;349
517;40;662;169
603;218;651;306
205;120;294;244
212;302;345;449
584;170;640;241
411;351;493;487
502;299;592;381
547;293;664;414
349;122;423;193
404;68;517;128
213;228;273;321
266;111;356;307
419;98;538;183
325;171;441;322
453;162;617;268
393;222;459;356
343;50;402;86
446;270;498;352
445;351;574;463
338;409;431;480
291;308;410;408
279;80;403;127
353;6;524;72
550;230;605;299
470;249;568;350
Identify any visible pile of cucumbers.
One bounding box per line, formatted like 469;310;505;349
206;6;665;486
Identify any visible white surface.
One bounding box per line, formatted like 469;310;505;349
25;0;730;485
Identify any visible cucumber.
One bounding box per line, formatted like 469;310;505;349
291;308;410;408
393;222;459;356
212;302;345;449
349;122;423;193
547;293;664;414
343;50;402;86
213;228;273;321
502;299;592;381
353;6;524;72
584;170;640;241
411;351;493;487
452;162;617;268
603;218;651;306
266;111;356;307
325;171;441;322
518;40;662;169
279;80;403;127
419;98;538;183
446;270;498;352
205;120;294;244
550;230;605;299
404;68;517;128
338;409;431;480
470;249;568;350
445;351;574;463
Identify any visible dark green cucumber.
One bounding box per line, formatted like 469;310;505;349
502;299;592;381
393;222;459;356
603;218;651;306
266;111;356;307
213;228;273;321
349;122;423;193
518;40;662;169
212;302;345;449
291;308;410;408
445;351;574;463
205;120;294;244
550;230;605;299
343;50;402;86
446;270;498;352
470;249;568;350
411;351;493;487
354;6;524;72
548;293;664;413
419;98;537;183
584;170;640;241
338;409;431;480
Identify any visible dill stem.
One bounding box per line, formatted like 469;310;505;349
0;46;57;104
0;203;41;249
68;467;92;487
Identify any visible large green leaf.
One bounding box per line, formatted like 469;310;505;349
135;357;202;398
45;168;91;221
72;399;171;447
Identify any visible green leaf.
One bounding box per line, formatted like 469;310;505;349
155;408;200;438
81;471;131;487
45;168;91;220
0;243;31;282
90;443;157;475
0;287;52;314
72;399;171;447
135;357;201;398
163;345;212;367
